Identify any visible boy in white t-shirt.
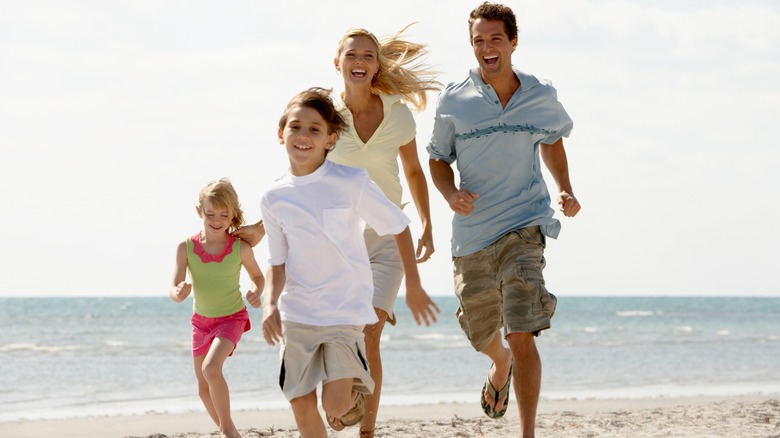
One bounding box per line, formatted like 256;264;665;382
259;87;439;437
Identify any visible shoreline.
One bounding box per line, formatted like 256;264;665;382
2;395;778;438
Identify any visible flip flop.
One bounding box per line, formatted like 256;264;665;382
480;362;512;419
327;392;366;431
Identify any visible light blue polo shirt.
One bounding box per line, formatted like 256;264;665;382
427;67;573;257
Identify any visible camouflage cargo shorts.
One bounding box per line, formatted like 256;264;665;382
453;226;557;352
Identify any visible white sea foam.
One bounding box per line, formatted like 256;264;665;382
615;310;655;317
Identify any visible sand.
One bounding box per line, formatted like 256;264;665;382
1;396;778;437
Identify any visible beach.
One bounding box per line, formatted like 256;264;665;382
2;396;778;438
3;297;779;436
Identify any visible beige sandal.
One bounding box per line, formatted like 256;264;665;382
326;392;365;431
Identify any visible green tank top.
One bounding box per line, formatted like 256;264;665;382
186;232;245;317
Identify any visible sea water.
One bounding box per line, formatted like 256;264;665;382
1;296;779;421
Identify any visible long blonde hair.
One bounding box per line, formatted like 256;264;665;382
336;24;441;112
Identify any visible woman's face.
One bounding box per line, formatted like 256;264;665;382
336;35;379;88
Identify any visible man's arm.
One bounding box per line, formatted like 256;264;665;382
428;159;479;216
540;138;581;217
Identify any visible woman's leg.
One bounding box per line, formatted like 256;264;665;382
360;309;388;437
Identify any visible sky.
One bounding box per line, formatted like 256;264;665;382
1;0;778;298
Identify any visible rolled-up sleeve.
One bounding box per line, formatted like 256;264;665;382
426;96;457;164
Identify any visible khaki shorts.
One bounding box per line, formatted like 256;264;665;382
453;226;557;352
279;321;375;401
363;228;404;325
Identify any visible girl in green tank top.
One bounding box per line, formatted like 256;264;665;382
168;178;265;438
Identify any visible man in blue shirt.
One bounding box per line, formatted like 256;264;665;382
428;2;581;436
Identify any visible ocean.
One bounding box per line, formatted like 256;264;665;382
1;296;779;422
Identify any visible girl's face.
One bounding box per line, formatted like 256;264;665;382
335;35;379;88
278;105;337;176
198;200;232;236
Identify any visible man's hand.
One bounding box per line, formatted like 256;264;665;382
558;191;581;217
448;190;479;216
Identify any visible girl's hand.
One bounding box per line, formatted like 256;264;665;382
246;289;261;308
173;282;192;301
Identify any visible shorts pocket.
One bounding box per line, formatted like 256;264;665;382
513;226;545;248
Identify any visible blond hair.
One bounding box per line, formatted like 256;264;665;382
196;178;244;232
336;24;441;112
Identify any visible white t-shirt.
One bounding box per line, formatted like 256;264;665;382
260;160;411;326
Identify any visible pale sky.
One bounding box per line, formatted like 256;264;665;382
1;0;778;297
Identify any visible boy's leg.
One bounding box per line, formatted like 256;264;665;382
289;390;327;438
321;377;358;420
193;354;219;426
202;337;239;436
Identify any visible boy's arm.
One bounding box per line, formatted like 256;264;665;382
240;241;265;308
261;264;285;345
233;220;265;248
169;241;191;303
393;227;440;326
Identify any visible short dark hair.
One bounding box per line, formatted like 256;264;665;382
468;2;518;43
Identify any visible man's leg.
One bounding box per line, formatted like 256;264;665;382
479;331;513;413
507;332;541;438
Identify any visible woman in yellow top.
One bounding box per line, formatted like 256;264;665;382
327;25;441;438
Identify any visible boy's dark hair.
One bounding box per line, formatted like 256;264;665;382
278;87;349;138
468;2;519;43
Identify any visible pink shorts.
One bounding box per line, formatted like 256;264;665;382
191;307;251;357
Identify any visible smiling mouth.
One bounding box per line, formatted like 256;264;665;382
351;69;367;78
483;55;498;65
294;144;312;150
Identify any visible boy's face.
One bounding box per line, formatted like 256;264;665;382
278;105;337;176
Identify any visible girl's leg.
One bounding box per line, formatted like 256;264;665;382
359;309;388;437
289;390;327;438
193;354;220;426
202;337;241;438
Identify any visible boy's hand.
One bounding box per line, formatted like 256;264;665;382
246;289;261;308
405;286;440;327
262;302;283;346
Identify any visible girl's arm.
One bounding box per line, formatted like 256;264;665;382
393;227;439;326
398;138;434;263
168;241;191;303
261;264;286;346
240;241;265;308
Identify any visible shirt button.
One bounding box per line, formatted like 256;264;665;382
495;100;499;104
